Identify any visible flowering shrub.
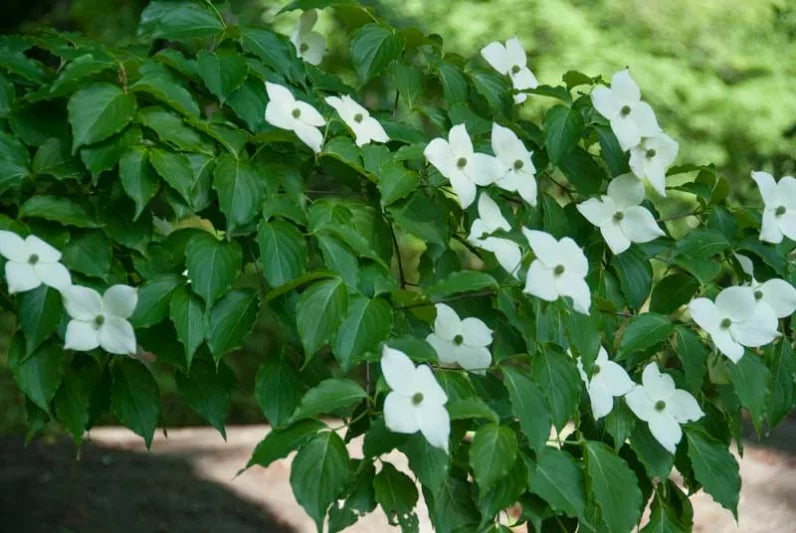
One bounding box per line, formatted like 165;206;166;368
0;1;794;531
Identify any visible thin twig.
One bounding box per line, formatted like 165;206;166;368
657;209;702;222
390;223;406;289
394;289;497;311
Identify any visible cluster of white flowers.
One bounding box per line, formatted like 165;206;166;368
0;230;138;355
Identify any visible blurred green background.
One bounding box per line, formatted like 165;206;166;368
1;0;795;433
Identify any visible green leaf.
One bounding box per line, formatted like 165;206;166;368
448;397;499;423
255;358;302;428
436;62;468;103
0;71;13;117
727;353;770;435
316;232;359;288
543;105;583;165
207;289;260;363
169;285;206;367
0;131;30;192
525;447;587;519
641;493;690;533
399;433;449;492
350;24;404;83
53;366;91;445
376;160;420;207
767;340;795;428
139;107;212;154
130;62;200;118
140;1;224;41
469;424;518;490
291;378;367;421
257;220;308;287
610;246;652;310
430;476;481;532
19;195;97;228
67;83;136;153
650;273;699;314
33;138;85;182
584;441;643;533
228;77;267;131
389;191;450;245
110;357;160;449
185;233;242;304
596;125;629;177
11;340;64;413
332;295;393;371
296;278;348;360
502;367;551;453
531;348;580;430
363;418;408;457
119;147;160;220
629;420;674;479
558;147;604;195
213;154;264;232
79;126;142;178
684;427;740;518
392;62;423;110
428;271;498;299
563;308;601;372
604;399;636;450
290;431;350;530
248;419;326;469
174;358;235;438
618;313;673;359
129;275;182;328
197;49;248;105
673;326;708;394
18;285;63;355
239;27;304;84
374;463;419;528
149;147;207;208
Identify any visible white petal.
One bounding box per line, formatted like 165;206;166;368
384;393;421;434
356;117;389;146
734;253;755;277
482;237;522;277
523;260;558;301
64;320;100;352
294;101;325;127
601;221;631;255
596;360;634;396
759;208;783;243
641;363;675;400
448;124;473;157
292;122;324;153
0;230;27;262
498;171;537;206
779;211;796;241
688;298;721;334
264;100;296;131
591;86;620;120
33;262;72;291
469;218;491;244
324;95;346;117
98;316;137;355
477;193;511;232
418;403;450;452
647;411;681;454
621;206;665;243
426;334;457;365
555;272;592;314
480;41;509;75
299;31;326;65
5;262;41;294
424;137;456;179
103;284;138;319
716;286;755;322
24;235;62;262
730;305;779;347
381;346;417;395
522;228;559;268
448;169;477;208
750;171;777;206
667;390;704;423
491;123;526;164
504;37;527;68
559;237;589;277
265;82;295;108
296;9;318;34
510;67;538;91
611;116;641;152
415;364;447;405
588;383;615;420
452;345;492;373
607;173;645;209
461;317;493;347
466;153;502;186
778;176;796;207
629;101;660;137
758;278;796;318
513;92;528;104
611;69;641;103
625;386;654;422
577;198;614;227
644;158;668;197
648;133;679;166
712;328;745;363
433;303;461;341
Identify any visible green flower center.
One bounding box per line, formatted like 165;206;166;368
412;392;424;405
613;211;625;222
754;290;764;301
353;113;363;123
291;108;301;119
593;364;601;375
654;400;666;412
94;314;105;327
775;205;786;217
299;42;309;53
645;149;657;159
513;159;524;170
620;105;632;117
453;334;464;345
553;264;565;276
511;65;521;74
720;318;732;329
27;254;39;265
456;157;467;168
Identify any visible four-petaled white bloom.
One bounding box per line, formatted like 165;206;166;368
522;229;591;314
750;171;796;244
591;69;661;151
425;303;493;373
688;286;779;363
63;284;138;355
381;346;450;452
0;231;71;294
467;193;522;277
576;347;634;420
480;37;539;104
625;363;704;454
735;253;796;319
289;9;325;65
325;95;389;147
264;82;325;153
424;123;502;208
628;132;679;197
576;174;665;254
491;123;537;206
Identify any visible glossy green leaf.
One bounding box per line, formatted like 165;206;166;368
543;104;583;164
207;289;260;363
110;357;160;449
129;275;182;328
502;367;550;452
374;463;419;528
213;154;264;232
67;82;136;152
350;24;404;83
291;378;367;421
197;49;248;105
255;358;303;428
531;348;580;430
247;419;326;469
169;285;206;367
584;441;643;533
174;358;235;438
469;424;518;490
11;340;64;412
257;219;308;287
119;146;160;220
296;278;348;360
184;233;242;304
332;295;393;371
525;447;587;519
18;285;62;355
684;427;740;518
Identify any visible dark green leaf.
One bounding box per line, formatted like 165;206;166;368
207;289;260;363
525;447;587;519
531;348;580;430
584;441;643;533
544;105;583;164
185;233;242;304
428;270;498;298
140;1;224;41
650;274;699;314
67;83;136;152
19;195;97;228
129;275;182;328
291;378;367;421
502;367;550;452
12;340;64;412
350;24;404;83
257;220;307;287
110;357;160;449
213;154;264;232
558;147;604;195
618;313;673;359
248;419;326;468
469;424;518;490
727;353;770;435
332;295;393;371
54;366;91;444
255;358;303;428
684;427;740;518
174;358;235;438
33;138;84;182
169;285;206;367
119;147;160;220
611;246;652;310
296;278;348;360
673;326;708;394
0;131;30;192
399;433;449;492
197;49;248;105
374;463;419;528
630;421;674;480
18;285;62;355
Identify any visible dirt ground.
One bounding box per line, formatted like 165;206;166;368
0;422;794;532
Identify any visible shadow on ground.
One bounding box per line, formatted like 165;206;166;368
0;435;295;533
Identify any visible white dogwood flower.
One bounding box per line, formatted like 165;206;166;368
424;123;502;208
629;132;679;197
467;193;522;277
264;82;325;153
325;95;388;147
591;69;661;151
480;37;539;103
734;253;796;318
688;286;779;363
576;347;633;420
576;174;665;254
0;231;71;294
425;303;493;373
381;346;450;452
750;171;796;243
625;363;704;454
491;123;537;206
289;9;325;65
63;284;138;355
522;229;591;314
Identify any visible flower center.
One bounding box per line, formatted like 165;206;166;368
94;314;105;328
411;392;424;405
291;108;301;119
456;157;467;168
775;205;786;217
754;290;763;301
720;318;732;330
353;113;363;123
613;211;624;222
299;42;309;53
511;65;521;74
553;264;565;276
593;364;601;375
27;254;39;265
480;232;490;240
620;105;632;117
654;400;666;412
453;334;464;345
513;159;524;170
645;149;656;159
